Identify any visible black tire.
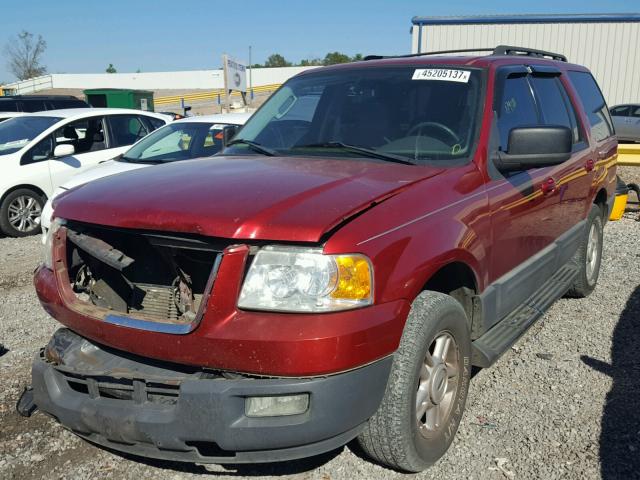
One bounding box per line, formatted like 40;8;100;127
0;188;45;237
566;204;603;298
357;291;472;472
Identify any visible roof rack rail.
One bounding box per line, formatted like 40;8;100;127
493;45;567;62
364;45;567;62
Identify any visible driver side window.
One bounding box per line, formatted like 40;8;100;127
496;76;538;151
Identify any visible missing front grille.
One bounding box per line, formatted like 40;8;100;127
65;222;221;324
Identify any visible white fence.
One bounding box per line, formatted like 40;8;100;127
3;66;317;94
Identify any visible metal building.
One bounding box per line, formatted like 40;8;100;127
411;13;640;105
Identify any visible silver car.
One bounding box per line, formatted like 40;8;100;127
610;104;640;142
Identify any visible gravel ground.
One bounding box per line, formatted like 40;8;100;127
1;211;639;480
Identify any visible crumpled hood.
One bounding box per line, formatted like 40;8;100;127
54;156;443;242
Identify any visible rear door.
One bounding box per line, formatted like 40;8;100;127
567;71;617;207
609;105;631;139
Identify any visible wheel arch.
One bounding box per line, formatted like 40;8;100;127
419;259;479;326
0;184;48;206
593;187;608;220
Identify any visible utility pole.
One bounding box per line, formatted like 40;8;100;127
249;45;253;107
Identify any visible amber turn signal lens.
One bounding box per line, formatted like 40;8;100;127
331;255;372;301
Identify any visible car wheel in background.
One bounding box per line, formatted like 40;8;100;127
0;189;45;237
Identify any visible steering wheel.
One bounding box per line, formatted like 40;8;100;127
407;122;461;146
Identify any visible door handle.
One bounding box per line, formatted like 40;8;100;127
541;177;557;195
597;150;608;160
585;158;595;172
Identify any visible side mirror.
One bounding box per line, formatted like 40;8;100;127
53;144;75;158
222;125;239;147
494;126;572;173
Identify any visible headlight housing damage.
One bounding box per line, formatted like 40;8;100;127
238;246;373;312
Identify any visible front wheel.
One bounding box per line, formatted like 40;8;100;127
566;204;603;298
357;291;471;472
0;188;45;237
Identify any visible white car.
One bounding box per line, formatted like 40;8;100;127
0;108;171;237
40;112;252;236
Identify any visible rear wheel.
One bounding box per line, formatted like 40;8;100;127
0;189;44;237
357;291;471;472
566;204;603;298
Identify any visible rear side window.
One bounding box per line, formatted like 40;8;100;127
568;71;613;142
496;76;539;151
610;105;630;117
143;116;166;131
49;98;88;110
631;106;640;118
530;76;582;144
21;100;47;113
107;115;150;147
0;100;20;112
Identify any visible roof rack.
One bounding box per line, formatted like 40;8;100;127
493;45;567;62
364;45;567;62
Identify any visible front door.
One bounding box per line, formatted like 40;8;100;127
484;67;586;325
46;116;127;189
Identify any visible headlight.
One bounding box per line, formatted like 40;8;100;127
43;218;65;269
238;246;373;312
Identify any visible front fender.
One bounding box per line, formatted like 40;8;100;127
324;165;491;305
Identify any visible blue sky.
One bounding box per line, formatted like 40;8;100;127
0;1;635;81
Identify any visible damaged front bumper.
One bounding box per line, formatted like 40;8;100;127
30;328;392;464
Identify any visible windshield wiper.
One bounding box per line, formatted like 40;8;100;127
292;142;415;165
226;139;277;156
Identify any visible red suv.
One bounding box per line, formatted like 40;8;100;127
24;46;617;472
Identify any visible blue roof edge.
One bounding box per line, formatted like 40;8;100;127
411;13;640;26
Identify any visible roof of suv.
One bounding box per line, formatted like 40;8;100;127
0;95;83;100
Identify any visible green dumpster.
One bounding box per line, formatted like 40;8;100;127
83;88;155;111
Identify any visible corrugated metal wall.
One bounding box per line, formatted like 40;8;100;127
411;22;640;106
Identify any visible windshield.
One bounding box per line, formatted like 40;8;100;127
0;116;61;155
121;122;234;163
229;66;483;164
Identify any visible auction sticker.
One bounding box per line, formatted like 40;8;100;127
412;69;471;83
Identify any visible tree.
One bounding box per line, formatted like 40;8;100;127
300;58;323;66
106;64;117;73
4;31;47;80
323;51;351;65
264;54;291;68
351;53;364;62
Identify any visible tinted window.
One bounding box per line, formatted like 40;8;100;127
631;106;640;118
143;116;166;131
0;100;20;112
108;115;150;147
0;116;61;156
610;105;631;117
52;116;106;154
530;76;581;144
568;71;613;142
232;66;483;164
21;100;47;113
49;98;88;109
496;76;539;151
